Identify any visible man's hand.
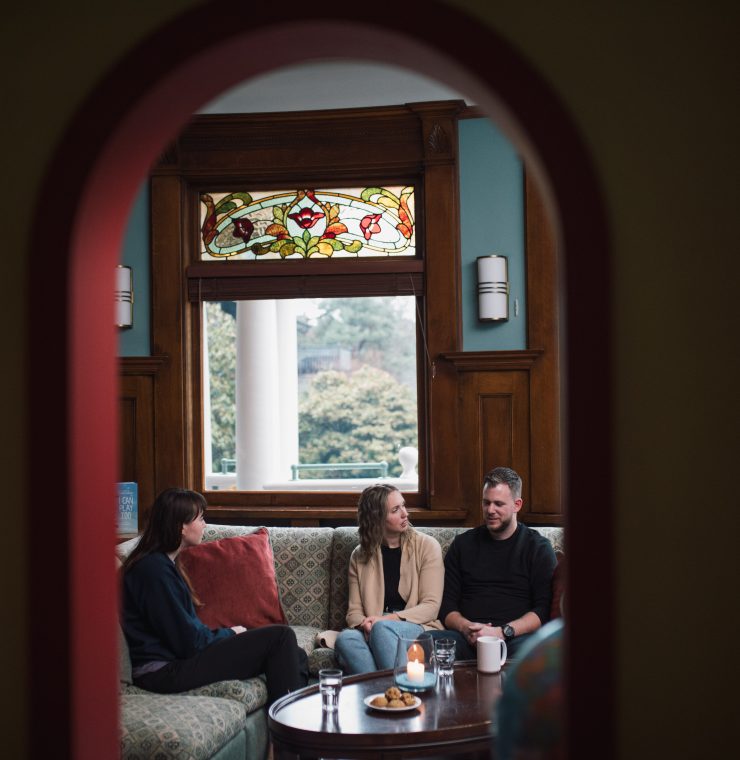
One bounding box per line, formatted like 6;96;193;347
461;621;503;645
461;620;483;645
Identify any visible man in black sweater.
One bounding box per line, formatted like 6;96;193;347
437;466;557;658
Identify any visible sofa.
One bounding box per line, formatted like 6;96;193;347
117;523;564;759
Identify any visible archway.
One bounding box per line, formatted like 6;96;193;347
28;4;612;758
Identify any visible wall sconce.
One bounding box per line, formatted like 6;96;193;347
115;265;133;329
477;255;509;321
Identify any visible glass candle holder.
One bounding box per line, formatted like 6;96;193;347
393;636;437;692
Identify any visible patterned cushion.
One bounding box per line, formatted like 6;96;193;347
533;526;564;554
291;624;320;658
415;526;467;556
120;693;246;759
308;647;338;674
120;625;133;685
268;528;334;629
122;676;268;716
328;527;360;631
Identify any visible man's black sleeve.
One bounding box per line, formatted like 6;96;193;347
438;535;464;624
529;538;557;625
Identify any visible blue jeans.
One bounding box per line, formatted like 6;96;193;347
334;620;424;674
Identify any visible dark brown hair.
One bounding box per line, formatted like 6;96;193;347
121;488;207;602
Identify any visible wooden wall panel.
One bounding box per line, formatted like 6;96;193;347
457;367;532;525
119;357;165;528
119;396;137;486
442;350;559;525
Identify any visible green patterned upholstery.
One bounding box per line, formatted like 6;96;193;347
532;526;564;554
120;693;246;760
328;527;362;631
122;677;268;716
415;526;468;555
267;527;333;629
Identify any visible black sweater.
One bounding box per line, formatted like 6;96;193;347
439;524;556;627
122;552;234;667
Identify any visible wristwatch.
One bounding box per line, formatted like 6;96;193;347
502;624;516;641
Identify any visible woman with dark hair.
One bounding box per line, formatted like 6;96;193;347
121;488;307;704
334;484;444;674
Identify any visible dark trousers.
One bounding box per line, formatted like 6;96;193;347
423;628;532;660
135;624;308;705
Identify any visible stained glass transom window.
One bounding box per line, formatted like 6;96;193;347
200;187;415;260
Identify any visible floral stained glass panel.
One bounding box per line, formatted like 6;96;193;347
200;187;415;261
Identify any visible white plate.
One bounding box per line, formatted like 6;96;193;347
363;693;422;712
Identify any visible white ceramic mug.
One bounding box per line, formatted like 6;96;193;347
477;635;507;673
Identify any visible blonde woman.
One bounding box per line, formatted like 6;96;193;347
334;484;444;674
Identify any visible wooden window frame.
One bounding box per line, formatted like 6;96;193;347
151;102;468;523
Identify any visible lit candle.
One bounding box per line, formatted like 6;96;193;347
406;642;425;683
407;659;425;683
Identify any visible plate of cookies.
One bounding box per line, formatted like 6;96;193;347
364;686;422;712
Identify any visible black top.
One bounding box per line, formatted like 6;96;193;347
122;552;234;667
381;544;405;613
439;524;556;627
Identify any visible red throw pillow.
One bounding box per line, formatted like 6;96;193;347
550;551;566;620
178;529;287;629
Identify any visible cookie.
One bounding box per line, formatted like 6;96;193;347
384;686;402;701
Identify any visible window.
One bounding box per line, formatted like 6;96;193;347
199;186;416;260
151;102;465;517
203;295;419;492
198;183;422;492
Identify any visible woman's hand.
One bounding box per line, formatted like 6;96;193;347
360;613;400;638
359;616;376;637
230;625;247;634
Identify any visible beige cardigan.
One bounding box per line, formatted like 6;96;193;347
345;529;444;631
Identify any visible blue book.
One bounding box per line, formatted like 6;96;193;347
117;482;138;534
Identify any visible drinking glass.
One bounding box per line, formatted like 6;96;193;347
318;668;343;712
434;637;456;677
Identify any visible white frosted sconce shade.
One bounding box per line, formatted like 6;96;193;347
477;255;509;321
115;265;133;328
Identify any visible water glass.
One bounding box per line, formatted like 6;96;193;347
319;668;342;712
434;637;456;677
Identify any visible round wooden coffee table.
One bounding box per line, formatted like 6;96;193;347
268;661;505;759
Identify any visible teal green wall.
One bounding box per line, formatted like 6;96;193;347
117;121;525;356
118;182;151;356
459;118;526;350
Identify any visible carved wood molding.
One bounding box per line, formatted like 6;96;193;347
118;355;168;376
188;272;424;302
439;350;544;371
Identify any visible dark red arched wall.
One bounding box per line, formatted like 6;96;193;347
28;4;612;758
